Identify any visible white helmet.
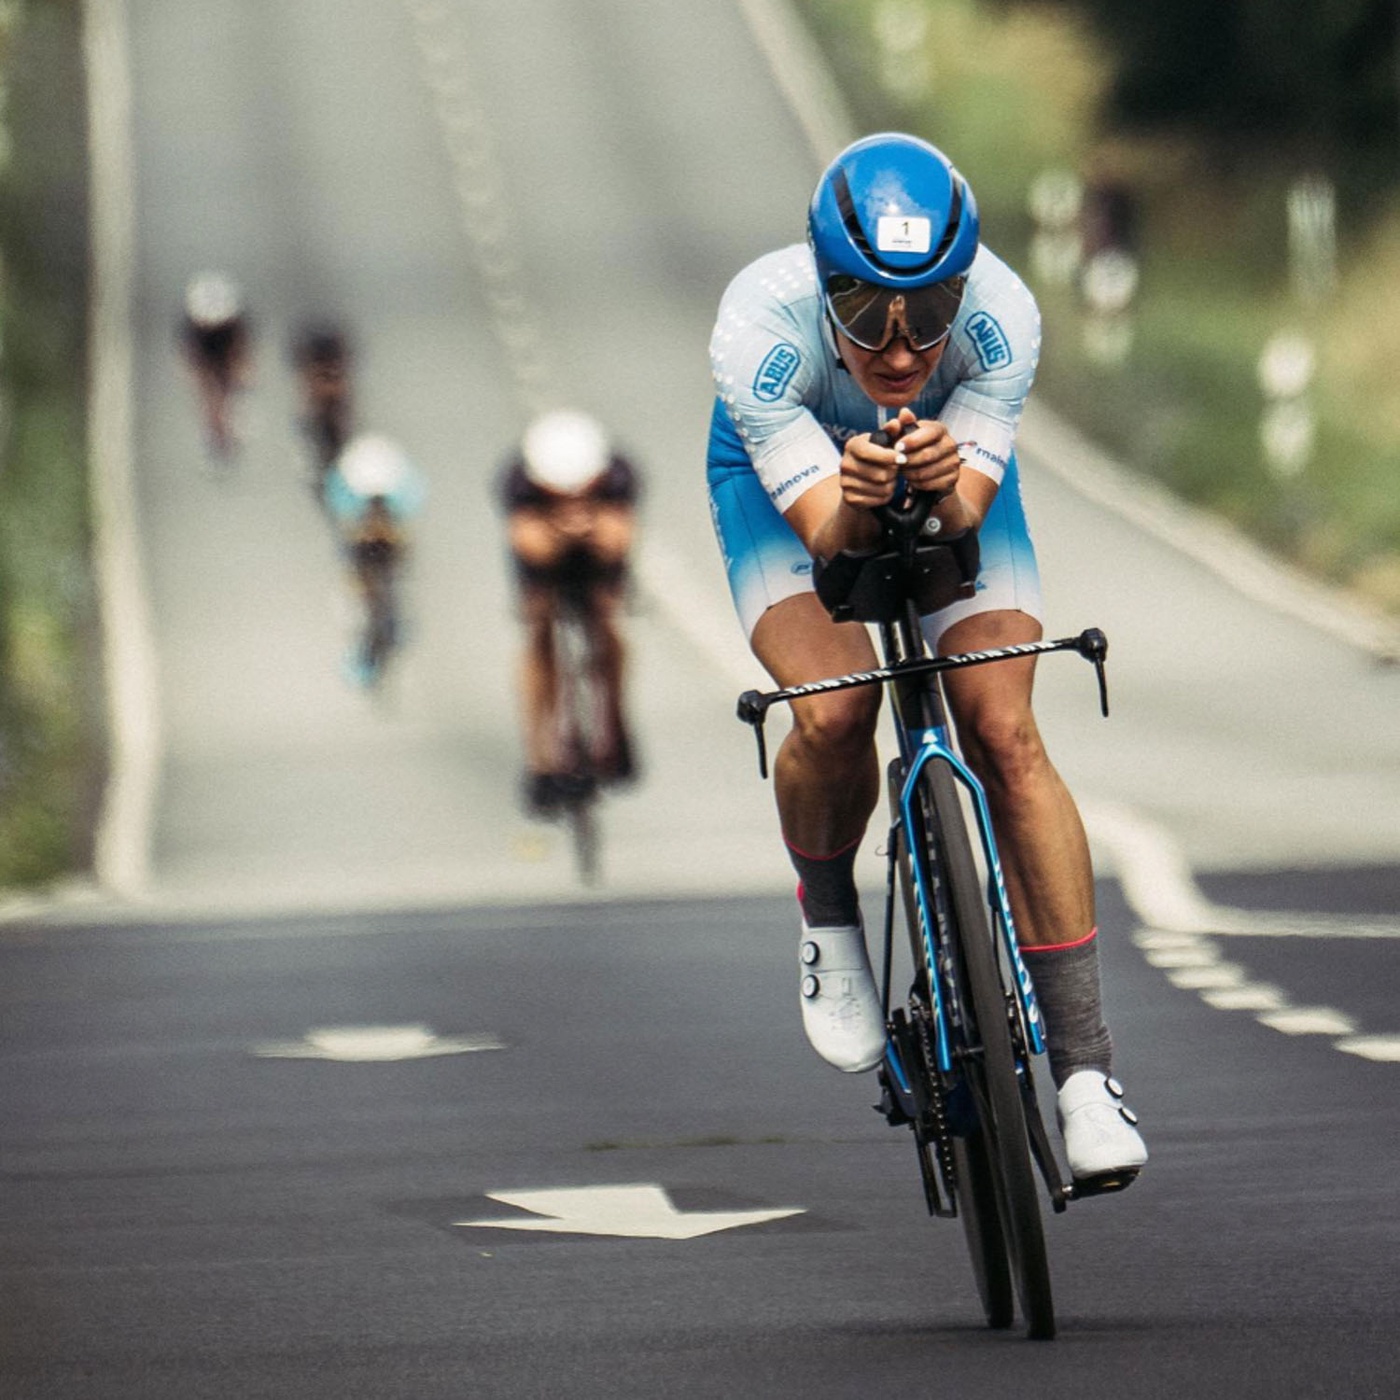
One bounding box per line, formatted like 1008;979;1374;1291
184;272;243;328
336;433;413;498
522;410;609;493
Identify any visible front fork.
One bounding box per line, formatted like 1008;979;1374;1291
876;740;1074;1211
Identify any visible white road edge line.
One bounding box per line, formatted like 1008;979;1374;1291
84;0;160;899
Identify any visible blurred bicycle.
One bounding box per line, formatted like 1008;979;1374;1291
324;433;426;693
178;272;253;459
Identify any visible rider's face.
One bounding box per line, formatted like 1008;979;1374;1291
835;328;945;409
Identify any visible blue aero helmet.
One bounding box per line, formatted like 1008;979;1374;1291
808;133;980;352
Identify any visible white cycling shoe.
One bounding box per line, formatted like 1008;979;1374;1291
798;922;886;1073
1057;1070;1149;1183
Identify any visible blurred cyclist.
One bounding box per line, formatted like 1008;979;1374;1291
178;271;253;458
707;133;1146;1187
497;410;641;815
289;322;356;496
324;433;426;689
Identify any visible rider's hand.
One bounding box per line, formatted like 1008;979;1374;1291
839;407;962;509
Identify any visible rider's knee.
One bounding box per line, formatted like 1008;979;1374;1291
791;686;880;759
958;708;1047;797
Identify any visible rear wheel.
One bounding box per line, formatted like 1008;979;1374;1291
926;758;1055;1340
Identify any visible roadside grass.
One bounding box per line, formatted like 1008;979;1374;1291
0;0;104;890
798;0;1400;615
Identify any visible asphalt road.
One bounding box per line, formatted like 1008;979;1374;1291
1;880;1396;1398
3;0;1398;1394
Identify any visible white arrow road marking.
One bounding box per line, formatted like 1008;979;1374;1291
1335;1036;1400;1062
253;1024;505;1060
1086;802;1397;1060
455;1184;805;1240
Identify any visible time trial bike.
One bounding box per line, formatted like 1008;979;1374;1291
736;477;1118;1340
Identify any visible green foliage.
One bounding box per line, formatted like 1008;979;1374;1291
0;0;103;889
796;0;1400;614
1000;0;1399;194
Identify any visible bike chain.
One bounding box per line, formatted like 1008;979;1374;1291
912;1001;959;1206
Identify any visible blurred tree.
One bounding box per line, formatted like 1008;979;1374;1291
1002;0;1398;185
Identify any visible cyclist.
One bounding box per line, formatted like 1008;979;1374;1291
178;271;253;457
707;133;1146;1184
289;321;356;496
497;409;641;816
324;433;426;688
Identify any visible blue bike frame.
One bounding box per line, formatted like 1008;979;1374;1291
893;717;1047;1076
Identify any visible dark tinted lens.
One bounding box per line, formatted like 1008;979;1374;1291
899;277;966;349
825;275;967;351
825;276;894;350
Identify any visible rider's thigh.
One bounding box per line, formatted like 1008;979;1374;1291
939;609;1050;777
752;591;880;687
752;592;882;750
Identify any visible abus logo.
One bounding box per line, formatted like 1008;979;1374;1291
965;312;1011;371
753;342;801;402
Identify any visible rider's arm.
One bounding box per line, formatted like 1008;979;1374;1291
784;413;999;562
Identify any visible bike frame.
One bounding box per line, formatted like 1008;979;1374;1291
891;705;1046;1074
737;626;1109;1125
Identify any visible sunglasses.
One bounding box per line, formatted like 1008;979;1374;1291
825;274;967;352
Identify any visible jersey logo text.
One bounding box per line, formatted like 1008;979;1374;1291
753;342;801;402
966;312;1011;371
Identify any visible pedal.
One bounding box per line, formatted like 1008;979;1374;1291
1068;1167;1140;1199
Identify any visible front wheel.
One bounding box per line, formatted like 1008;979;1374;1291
926;758;1055;1340
892;760;1013;1331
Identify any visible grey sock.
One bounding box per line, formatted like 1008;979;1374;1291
786;838;861;927
1021;931;1114;1088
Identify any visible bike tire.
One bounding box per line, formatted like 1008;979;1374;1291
925;757;1055;1340
566;794;600;885
553;609;605;885
892;763;1013;1331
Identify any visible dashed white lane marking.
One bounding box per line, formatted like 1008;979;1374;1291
1256;1008;1357;1037
253;1024;505;1060
1085;801;1397;1060
456;1184;804;1240
1334;1036;1400;1062
400;0;551;413
733;0;853;167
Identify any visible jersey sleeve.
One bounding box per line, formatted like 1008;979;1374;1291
937;252;1041;487
709;255;841;514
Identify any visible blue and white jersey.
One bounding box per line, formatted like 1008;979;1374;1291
708;242;1041;512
